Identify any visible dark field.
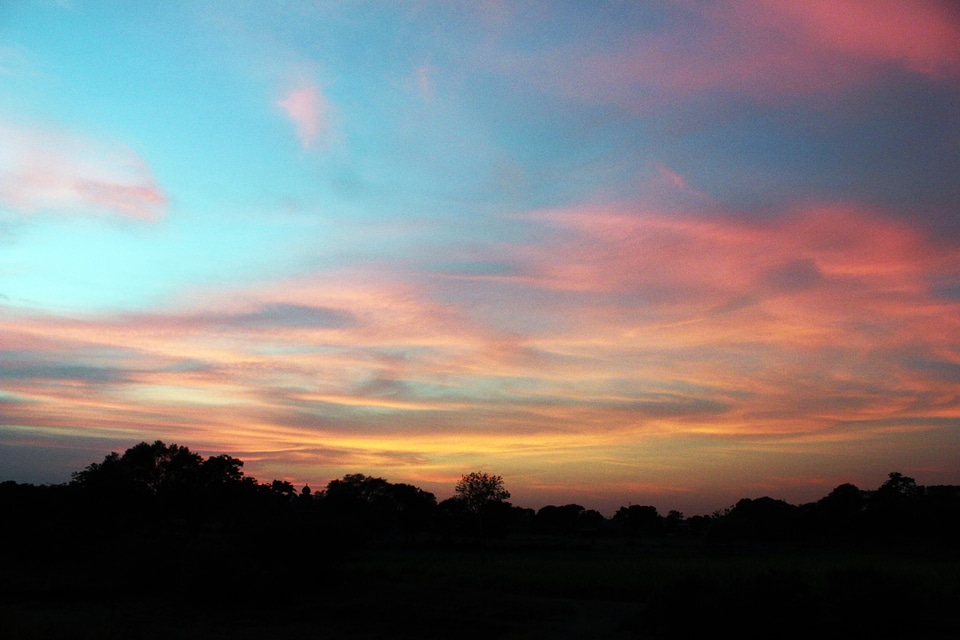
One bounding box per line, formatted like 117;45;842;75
4;448;959;638
4;534;958;639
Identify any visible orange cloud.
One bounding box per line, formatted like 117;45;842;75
3;202;959;510
416;205;943;448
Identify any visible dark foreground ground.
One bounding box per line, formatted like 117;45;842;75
3;533;958;640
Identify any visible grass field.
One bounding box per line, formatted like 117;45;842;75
4;535;958;639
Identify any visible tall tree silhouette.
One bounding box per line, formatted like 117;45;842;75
70;441;255;526
454;471;510;541
454;472;510;514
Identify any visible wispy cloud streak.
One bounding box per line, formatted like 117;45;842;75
2;197;959;510
0;121;167;220
532;0;960;109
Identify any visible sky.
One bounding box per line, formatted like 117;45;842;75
2;1;960;516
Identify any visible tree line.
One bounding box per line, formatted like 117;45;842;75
3;440;960;547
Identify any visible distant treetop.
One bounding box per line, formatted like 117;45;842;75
454;471;510;514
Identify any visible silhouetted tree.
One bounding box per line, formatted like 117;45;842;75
454;472;510;514
923;484;960;543
71;441;260;528
72;441;201;521
580;508;606;535
714;496;799;542
71;441;236;497
534;504;605;536
385;481;437;536
71;451;130;496
321;474;436;539
868;472;924;539
436;496;470;535
40;445;960;555
271;479;297;496
813;483;864;538
324;474;389;503
125;441;202;493
453;472;510;541
821;483;864;514
876;472;920;500
684;514;714;537
201;454;245;486
665;509;685;535
613;504;663;537
535;504;585;535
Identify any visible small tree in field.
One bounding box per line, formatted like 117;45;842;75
453;471;510;541
455;472;510;514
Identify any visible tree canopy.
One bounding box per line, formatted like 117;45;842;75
71;440;246;497
4;443;958;549
454;471;511;514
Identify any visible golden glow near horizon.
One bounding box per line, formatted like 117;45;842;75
2;2;960;515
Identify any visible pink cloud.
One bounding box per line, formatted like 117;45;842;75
361;197;960;443
4;203;960;505
549;0;960;108
772;0;960;78
277;82;331;150
415;62;435;101
519;203;935;303
0;121;167;220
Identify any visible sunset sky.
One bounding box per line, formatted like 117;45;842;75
2;1;960;515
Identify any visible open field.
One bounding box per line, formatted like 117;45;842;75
4;535;958;639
